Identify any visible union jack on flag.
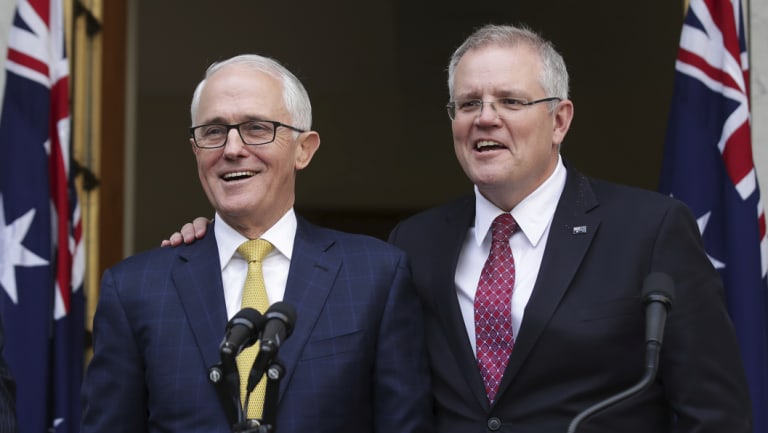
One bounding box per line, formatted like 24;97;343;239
660;0;768;432
0;0;85;432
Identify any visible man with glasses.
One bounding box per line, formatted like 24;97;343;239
389;24;751;432
167;25;752;432
81;54;433;433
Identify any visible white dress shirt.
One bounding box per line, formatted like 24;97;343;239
456;156;567;355
215;209;296;320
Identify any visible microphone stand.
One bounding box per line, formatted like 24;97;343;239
208;349;253;429
208;361;243;427
261;360;284;428
232;359;285;433
566;340;662;433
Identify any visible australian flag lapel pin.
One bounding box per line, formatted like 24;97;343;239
572;225;587;235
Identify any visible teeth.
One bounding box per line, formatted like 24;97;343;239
476;140;503;149
222;171;254;179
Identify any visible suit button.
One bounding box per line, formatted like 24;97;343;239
487;417;502;431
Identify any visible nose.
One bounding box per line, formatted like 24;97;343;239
223;127;247;154
475;101;500;124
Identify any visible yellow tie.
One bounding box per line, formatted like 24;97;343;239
236;239;274;419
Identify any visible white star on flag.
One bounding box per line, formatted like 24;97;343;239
0;193;49;303
696;210;725;269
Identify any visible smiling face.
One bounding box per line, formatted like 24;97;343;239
451;43;573;211
191;63;320;237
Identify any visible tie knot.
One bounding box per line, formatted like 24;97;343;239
491;213;517;244
237;239;274;263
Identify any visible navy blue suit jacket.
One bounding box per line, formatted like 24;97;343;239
389;169;752;433
81;217;432;433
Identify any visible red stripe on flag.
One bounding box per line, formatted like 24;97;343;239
49;75;71;312
704;0;741;65
28;0;50;24
7;48;49;77
677;48;741;92
721;121;753;186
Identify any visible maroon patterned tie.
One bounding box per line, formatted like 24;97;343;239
475;213;517;403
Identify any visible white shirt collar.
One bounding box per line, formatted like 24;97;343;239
474;155;567;248
214;209;297;269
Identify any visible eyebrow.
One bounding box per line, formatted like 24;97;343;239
195;115;267;125
454;89;530;100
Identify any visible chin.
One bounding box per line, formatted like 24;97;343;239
215;199;259;217
469;170;509;188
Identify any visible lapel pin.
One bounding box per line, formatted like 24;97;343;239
572;225;587;234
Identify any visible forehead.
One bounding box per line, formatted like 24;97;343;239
453;44;543;97
196;64;287;123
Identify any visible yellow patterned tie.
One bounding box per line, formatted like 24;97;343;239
236;239;274;419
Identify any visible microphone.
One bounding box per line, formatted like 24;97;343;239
220;308;264;358
566;272;675;433
642;272;675;348
246;302;297;393
211;308;264;427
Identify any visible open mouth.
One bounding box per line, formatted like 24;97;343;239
475;140;506;152
221;171;255;181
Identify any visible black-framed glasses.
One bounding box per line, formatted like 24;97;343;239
446;97;561;120
190;120;305;149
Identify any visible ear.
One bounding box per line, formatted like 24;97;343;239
294;131;320;170
552;99;574;146
190;137;199;155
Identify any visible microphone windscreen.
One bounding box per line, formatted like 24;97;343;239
265;301;297;335
641;272;675;308
228;307;262;329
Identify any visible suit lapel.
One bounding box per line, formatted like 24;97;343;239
432;197;494;410
275;218;339;400
172;227;229;371
170;219;341;409
495;171;600;400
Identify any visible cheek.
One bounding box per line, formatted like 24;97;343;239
452;123;471;154
196;153;219;179
451;122;466;140
452;137;466;164
510;122;542;147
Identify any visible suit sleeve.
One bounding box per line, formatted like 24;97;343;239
81;268;149;433
372;252;434;433
652;202;752;432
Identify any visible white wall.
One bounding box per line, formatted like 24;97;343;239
751;0;768;198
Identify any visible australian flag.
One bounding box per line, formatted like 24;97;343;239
0;1;85;433
660;0;768;432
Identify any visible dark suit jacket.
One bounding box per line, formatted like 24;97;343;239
389;169;752;433
0;318;17;433
81;217;433;433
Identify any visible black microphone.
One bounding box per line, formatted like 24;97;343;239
212;308;264;427
642;272;675;348
246;302;297;393
220;308;264;358
566;272;675;433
